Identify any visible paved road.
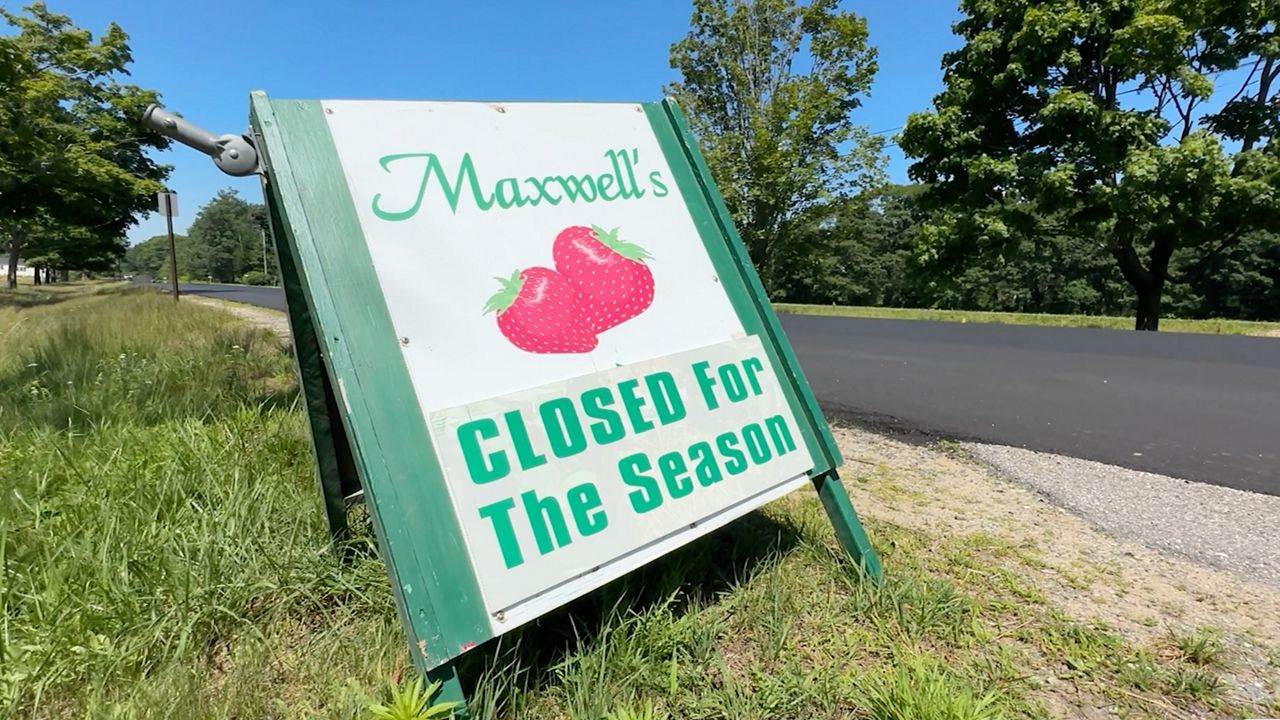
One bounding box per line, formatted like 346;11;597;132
175;282;289;311
780;314;1279;497
174;282;1279;496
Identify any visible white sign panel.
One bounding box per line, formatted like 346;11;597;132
157;191;178;217
320;101;817;633
429;335;812;626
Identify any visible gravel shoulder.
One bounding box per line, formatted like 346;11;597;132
836;424;1280;714
185;296;293;341
963;442;1280;588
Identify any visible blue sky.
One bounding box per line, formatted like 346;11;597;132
40;0;964;243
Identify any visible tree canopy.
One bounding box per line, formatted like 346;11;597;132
667;0;885;296
899;0;1280;330
125;189;274;285
0;2;169;287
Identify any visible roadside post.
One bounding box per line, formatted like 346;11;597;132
157;191;179;301
144;95;882;715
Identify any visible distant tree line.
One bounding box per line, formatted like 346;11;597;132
124;189;279;285
8;0;1278;329
788;184;1279;320
672;0;1279;328
1;3;168;289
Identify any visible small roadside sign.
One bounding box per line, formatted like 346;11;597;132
157;191;178;217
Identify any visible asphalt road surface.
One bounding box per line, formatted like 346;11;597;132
173;282;1279;496
781;314;1279;497
175;281;289;311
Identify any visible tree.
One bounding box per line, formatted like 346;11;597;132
0;3;170;288
123;233;191;279
186;190;272;283
667;0;885;296
900;0;1280;330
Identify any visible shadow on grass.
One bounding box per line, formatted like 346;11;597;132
451;508;805;698
0;286;93;310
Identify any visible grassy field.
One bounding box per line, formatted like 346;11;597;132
774;303;1280;336
2;283;1272;719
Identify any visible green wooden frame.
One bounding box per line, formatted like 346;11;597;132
251;92;881;716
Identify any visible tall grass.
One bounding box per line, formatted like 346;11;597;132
0;286;401;718
0;284;1256;718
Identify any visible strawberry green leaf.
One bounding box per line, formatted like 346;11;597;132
482;269;524;315
591;224;652;263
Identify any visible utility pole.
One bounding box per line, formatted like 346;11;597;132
159;191;179;301
261;227;269;280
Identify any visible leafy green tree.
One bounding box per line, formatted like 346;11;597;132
187;189;272;283
667;0;885;297
900;0;1280;330
0;3;170;288
123;233;191;279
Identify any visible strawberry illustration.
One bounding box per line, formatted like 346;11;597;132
484;267;598;354
552;225;655;334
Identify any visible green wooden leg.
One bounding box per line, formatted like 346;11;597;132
426;662;468;719
811;469;883;583
271;198;356;545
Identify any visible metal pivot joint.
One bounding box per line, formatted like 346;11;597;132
142;104;263;177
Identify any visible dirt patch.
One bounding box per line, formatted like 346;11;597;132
186;296;292;342
833;424;1280;713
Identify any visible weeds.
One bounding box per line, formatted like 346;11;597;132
855;656;1004;720
0;283;1269;719
1170;628;1225;668
1166;666;1225;701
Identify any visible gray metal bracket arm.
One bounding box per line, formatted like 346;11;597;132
142;104;263;177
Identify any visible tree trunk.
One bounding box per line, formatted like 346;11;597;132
1112;231;1173;332
58;267;68;282
33;266;41;286
1135;281;1163;331
6;229;22;289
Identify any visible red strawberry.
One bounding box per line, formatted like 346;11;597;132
484;267;598;354
552;225;654;334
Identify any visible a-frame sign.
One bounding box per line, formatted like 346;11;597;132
248;92;881;711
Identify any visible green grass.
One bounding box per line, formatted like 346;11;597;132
0;283;1269;719
773;303;1280;336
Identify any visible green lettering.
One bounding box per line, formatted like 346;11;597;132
644;372;686;425
457;418;509;484
658;451;693;499
619;452;662;513
539;397;587;458
581;387;626;444
689;441;723;487
371;152;495;219
692;361;719;410
525;176;561;205
556;174;598;202
764;415;796;454
742;423;772;464
649;170;668;197
719;364;748;402
597;172;618;201
495;177;530;208
478;498;523;568
618;379;654;433
716;432;748;475
567;482;608;536
521;490;571;555
741;357;765;395
606;149;634;199
504;410;547;470
622;148;645;197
